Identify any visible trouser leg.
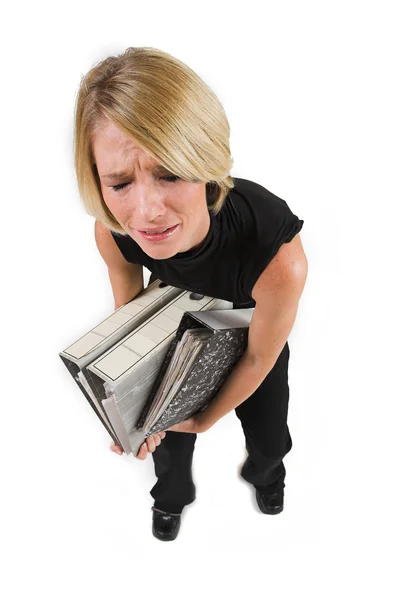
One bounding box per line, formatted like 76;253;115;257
150;431;197;514
234;338;293;495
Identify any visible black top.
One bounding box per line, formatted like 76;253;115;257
110;176;304;306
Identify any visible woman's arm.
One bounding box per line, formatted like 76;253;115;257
94;220;144;309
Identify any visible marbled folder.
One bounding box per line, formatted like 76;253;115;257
137;309;253;439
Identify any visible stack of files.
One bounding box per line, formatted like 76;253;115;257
59;279;182;444
59;279;254;457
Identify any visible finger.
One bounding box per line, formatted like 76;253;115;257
136;442;148;460
146;436;156;453
110;443;124;455
150;434;160;448
149;435;160;451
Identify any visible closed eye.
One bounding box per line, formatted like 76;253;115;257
162;175;180;183
111;175;180;192
111;183;129;192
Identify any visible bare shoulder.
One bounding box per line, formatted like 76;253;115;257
273;232;307;267
94;220;118;257
251;232;308;300
94;220;139;272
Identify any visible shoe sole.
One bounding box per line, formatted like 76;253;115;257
257;505;284;515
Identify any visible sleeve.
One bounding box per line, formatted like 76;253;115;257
240;193;304;299
110;231;143;264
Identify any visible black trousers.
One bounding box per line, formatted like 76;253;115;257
147;274;293;514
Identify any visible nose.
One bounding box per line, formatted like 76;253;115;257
135;185;167;223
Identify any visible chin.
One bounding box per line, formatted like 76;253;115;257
136;240;177;260
147;249;178;260
132;230;182;258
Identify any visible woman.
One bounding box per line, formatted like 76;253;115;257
74;46;308;541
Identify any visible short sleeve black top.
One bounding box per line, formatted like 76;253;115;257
110;176;304;306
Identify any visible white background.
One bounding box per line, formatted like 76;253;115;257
2;0;399;598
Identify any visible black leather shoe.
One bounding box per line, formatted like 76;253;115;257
152;507;181;541
255;489;284;514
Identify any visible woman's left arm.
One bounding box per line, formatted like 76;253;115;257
168;233;308;434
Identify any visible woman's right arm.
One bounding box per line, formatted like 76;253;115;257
94;220;166;457
94;220;144;310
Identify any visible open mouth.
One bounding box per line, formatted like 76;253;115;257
137;224;179;241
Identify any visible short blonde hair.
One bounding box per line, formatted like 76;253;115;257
74;46;235;234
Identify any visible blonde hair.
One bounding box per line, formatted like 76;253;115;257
74;46;235;234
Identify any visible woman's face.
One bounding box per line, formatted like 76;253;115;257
92;120;211;260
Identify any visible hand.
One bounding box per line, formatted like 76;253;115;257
166;414;209;434
135;431;167;460
110;431;167;459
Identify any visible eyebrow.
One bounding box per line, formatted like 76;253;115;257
100;165;167;180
